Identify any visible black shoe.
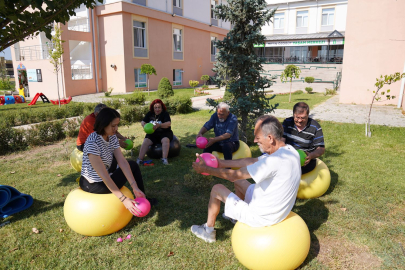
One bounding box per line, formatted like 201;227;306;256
146;197;158;206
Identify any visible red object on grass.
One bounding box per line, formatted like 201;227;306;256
50;96;72;105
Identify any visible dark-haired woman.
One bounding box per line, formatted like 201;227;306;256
79;107;146;215
137;99;173;165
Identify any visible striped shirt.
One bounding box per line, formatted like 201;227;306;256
282;117;325;152
81;132;120;183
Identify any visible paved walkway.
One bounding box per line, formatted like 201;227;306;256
71;89;405;127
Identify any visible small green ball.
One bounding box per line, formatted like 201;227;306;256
297;149;307;166
144;123;155;134
124;139;133;150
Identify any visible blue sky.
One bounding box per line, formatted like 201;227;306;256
0;47;12;60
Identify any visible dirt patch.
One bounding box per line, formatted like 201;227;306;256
315;236;382;269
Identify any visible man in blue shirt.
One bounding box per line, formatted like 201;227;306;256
196;103;239;160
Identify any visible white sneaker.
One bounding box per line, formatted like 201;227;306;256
161;158;169;165
222;213;237;224
136;158;143;165
191;224;216;243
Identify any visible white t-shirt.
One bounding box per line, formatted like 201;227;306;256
81;132;120;183
245;144;301;226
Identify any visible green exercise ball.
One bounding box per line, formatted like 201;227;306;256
297;149;307;166
124;139;133;150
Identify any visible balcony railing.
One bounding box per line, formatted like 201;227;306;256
68;17;90;32
18;44;54;61
260;55;344;64
71;64;92;80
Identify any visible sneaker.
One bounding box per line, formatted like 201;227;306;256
161;158;169;165
222;213;237;224
191;224;216;243
136;158;143;166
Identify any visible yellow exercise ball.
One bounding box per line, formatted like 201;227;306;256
64;186;134;236
70;148;83;172
297;158;331;199
231;212;310;270
212;140;252;169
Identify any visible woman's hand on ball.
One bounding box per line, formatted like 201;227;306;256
133;189;146;199
193;153;207;174
124;199;141;216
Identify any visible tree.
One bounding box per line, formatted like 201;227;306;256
140;64;157;96
280;65;301;103
304;76;314;94
201;75;209;86
207;0;277;143
189;80;199;95
366;72;405;137
0;0;101;52
48;24;64;108
157;77;174;99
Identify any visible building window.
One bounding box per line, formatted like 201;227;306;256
134;21;146;48
211;0;218;19
296;11;308;27
135;69;147;88
173;28;182;52
321;8;334;26
211;36;217;62
173;0;181;8
274;13;285;29
173;69;182;86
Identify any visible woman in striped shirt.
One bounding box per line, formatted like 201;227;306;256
79;107;145;215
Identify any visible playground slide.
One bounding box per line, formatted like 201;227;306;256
28;93;41;106
28;93;50;106
0;185;33;218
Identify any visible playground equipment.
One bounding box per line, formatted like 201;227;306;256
231;212;310;270
0;95;26;105
50;96;72;105
28;93;50;106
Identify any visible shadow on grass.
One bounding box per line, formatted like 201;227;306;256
57;173;81;187
294;198;335;268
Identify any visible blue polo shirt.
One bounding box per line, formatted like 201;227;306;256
203;112;239;144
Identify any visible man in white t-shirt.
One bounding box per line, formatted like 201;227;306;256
191;115;301;243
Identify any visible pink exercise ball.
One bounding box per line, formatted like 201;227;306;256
196;137;208;149
196;153;219;176
133;198;151;217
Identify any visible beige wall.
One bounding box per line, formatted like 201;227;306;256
339;0;405;109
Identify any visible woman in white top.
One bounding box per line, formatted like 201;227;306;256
79;107;145;215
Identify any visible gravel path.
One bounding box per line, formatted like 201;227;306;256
71;90;405;127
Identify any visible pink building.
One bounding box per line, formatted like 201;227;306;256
11;1;230;99
339;0;405;110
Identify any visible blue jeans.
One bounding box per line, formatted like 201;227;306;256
203;141;240;160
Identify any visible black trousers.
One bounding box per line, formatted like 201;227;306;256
301;158;317;175
203;141;240;160
79;160;145;194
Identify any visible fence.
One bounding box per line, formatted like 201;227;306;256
71;64;92;80
18;44;54;61
261;55;343;64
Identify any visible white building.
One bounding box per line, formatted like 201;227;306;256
257;0;348;64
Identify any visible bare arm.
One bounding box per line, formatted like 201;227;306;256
305;146;325;165
217;157;258;169
197;127;208;138
116;132;129;148
192;153;252;182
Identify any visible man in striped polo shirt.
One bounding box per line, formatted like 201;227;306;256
282;102;325;174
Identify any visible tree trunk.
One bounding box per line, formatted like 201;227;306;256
147;75;150;96
240;112;248;143
366;90;379;137
56;66;61;108
289;79;292;103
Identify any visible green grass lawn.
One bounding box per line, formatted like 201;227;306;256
1;111;404;269
269;93;333;110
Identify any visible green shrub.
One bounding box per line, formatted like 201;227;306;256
103;98;122;109
325;88;337;95
64;119;80;138
304;77;315;84
201;84;209;90
201;75;210;85
163;96;192;115
26;120;65;146
125;91;146;105
120;105;148;126
292;90;303;95
157;77;174;99
305;87;313;94
0;78;13;90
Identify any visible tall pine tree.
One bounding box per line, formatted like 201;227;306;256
208;0;277;143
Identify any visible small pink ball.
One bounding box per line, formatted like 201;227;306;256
133;198;151;217
126;235;131;239
117;237;123;242
196;137;208;149
196;153;219;176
